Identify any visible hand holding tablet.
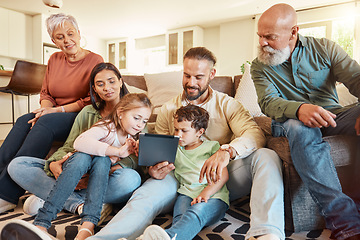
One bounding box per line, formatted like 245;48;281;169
138;133;179;166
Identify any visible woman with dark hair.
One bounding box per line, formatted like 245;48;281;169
89;62;128;111
0;13;103;213
6;63;140;226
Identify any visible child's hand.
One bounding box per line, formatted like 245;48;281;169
134;140;139;157
191;192;210;205
148;161;175;180
118;138;136;157
109;164;123;175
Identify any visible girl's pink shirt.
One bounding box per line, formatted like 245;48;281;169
73;122;124;164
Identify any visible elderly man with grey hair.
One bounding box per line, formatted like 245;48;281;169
251;3;360;240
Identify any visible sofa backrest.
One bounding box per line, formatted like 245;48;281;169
122;75;148;91
122;75;235;97
210;76;234;97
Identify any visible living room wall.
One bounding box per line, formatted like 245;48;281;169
217;17;256;76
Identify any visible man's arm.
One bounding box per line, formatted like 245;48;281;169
325;38;360;99
251;59;336;128
251;60;304;122
192;167;229;205
297;103;336;128
201;96;266;184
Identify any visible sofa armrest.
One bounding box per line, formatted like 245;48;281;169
253;116;272;136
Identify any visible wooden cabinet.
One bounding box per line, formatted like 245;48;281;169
0;7;30;59
9;10;27;59
0;8;9;57
107;40;127;70
166;26;203;65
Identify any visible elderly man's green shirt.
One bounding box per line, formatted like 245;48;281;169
251;34;360;122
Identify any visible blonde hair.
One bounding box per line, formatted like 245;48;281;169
46;13;79;39
96;93;152;137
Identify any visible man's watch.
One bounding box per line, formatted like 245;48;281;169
220;144;236;160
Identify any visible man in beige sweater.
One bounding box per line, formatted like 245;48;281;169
86;47;284;240
153;47;284;240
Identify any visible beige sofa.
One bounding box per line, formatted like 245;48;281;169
122;71;358;232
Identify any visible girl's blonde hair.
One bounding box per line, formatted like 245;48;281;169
96;93;152;137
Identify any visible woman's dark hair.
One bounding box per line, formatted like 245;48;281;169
89;62;129;111
174;104;209;131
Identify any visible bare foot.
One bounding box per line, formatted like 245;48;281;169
35;225;47;232
75;221;94;240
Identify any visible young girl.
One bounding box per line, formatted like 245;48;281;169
31;93;152;240
139;104;229;240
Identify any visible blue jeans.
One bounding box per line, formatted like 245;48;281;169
165;194;228;240
271;105;360;240
88;172;179;240
89;148;284;240
0;112;77;204
33;152;111;228
8;155;141;215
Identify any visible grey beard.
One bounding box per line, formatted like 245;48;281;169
257;45;291;66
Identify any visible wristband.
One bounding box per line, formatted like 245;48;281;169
61;106;65;112
220;144;236;160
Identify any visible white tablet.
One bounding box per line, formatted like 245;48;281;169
138;133;179;166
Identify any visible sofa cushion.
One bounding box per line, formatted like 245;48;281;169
124;82;146;94
234;63;263;117
336;83;358;106
254;116;356;167
144;71;183;108
253;116;271;136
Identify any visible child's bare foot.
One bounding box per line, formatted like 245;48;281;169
75;222;94;240
36;225;47;232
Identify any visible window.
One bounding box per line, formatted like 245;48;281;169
299;17;354;57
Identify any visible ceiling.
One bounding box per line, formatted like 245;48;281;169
0;0;353;40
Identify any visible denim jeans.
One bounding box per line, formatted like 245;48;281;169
271;105;360;240
165;194;228;240
8;156;141;214
0;112;77;204
32;152;111;228
88;172;179;240
227;148;285;240
89;148;284;240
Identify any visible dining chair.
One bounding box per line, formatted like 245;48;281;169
0;60;47;125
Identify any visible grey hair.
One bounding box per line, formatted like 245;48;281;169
46;13;79;39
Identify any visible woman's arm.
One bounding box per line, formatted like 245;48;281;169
191;167;229;205
29;101;83;126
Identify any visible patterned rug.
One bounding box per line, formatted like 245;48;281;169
0;194;331;240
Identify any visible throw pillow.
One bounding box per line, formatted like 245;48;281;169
144;71;183;108
235;63;263;116
124;82;146;94
336;83;358;107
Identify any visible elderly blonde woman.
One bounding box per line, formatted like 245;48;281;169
0;13;103;213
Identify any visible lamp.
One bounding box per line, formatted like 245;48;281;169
42;0;63;8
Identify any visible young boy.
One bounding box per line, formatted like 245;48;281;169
139;104;229;240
